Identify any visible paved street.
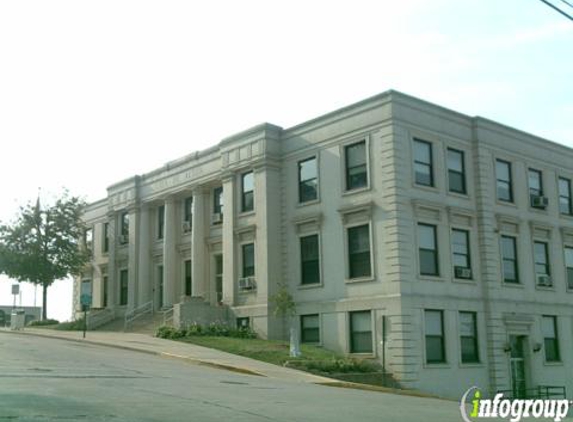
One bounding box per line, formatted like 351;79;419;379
0;333;507;422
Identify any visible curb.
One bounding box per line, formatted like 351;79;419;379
0;329;262;377
0;329;442;399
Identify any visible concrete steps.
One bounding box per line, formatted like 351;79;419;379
94;312;167;334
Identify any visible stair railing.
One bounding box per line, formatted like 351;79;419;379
124;300;154;331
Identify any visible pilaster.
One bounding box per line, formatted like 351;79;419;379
191;189;206;298
222;175;236;305
137;204;151;305
163;198;178;307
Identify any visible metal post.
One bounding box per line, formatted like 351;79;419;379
83;307;87;339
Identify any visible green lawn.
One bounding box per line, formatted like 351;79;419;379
179;336;340;366
176;336;380;376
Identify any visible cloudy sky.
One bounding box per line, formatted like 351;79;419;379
1;0;571;321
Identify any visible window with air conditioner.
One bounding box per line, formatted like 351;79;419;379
452;229;471;279
534;241;551;287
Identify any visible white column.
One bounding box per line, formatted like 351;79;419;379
127;207;139;309
191;189;206;298
106;213;117;309
137;205;151;306
163;198;177;307
254;164;283;339
222;175;236;305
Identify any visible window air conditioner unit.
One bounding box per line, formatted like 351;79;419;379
531;196;549;209
537;274;552;287
454;266;472;279
182;221;192;233
119;234;129;244
238;277;256;291
212;213;223;224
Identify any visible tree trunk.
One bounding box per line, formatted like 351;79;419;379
42;282;48;320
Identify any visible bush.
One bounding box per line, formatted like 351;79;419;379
156;321;257;340
54;318;86;331
28;318;59;327
302;357;379;374
156;325;184;339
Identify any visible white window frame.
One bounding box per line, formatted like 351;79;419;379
340;135;371;195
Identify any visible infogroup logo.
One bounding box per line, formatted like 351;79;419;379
460;386;570;422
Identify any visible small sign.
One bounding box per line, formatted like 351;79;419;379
11;284;19;295
80;294;92;307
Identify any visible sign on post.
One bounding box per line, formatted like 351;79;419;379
11;284;19;295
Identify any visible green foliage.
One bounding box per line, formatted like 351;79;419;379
0;190;89;319
270;283;296;318
54;317;86;331
28;318;59;327
298;357;379;374
156;321;257;340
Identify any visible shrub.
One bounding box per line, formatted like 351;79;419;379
28;318;59;327
155;325;183;339
155;322;257;339
54;318;86;331
303;357;379;374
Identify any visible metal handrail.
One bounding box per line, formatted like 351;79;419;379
86;308;115;330
162;306;174;326
124;301;154;330
496;385;566;400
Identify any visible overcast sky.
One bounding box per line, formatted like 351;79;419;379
1;0;571;321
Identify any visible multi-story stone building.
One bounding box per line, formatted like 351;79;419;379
75;90;573;399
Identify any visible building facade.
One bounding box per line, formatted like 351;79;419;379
75;91;573;399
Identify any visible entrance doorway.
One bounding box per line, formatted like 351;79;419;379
509;335;527;398
215;255;223;303
157;265;164;309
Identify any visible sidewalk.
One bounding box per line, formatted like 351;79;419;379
0;327;336;384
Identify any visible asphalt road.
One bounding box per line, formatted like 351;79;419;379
0;333;496;422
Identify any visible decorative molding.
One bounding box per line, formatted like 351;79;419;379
411;199;442;222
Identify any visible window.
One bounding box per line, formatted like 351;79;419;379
419;224;439;276
213;187;223;218
120;212;129;242
459;312;479;363
447;148;465;194
298;157;318;203
345;141;367;190
425;310;445;364
241;171;254;213
300;234;320;285
350;311;372;353
528;169;543;202
347;224;371;279
184;260;192;296
414;139;433;187
534;241;550;281
496;160;513;202
84;228;93;251
103;222;109;253
565;247;573;289
121;212;129;236
501;236;519;283
103;275;108;307
301;314;320;343
237;317;250;329
184;197;193;223
452;229;471;275
119;269;128;306
559;178;572;215
242;243;255;277
542;316;560;362
157;205;165;240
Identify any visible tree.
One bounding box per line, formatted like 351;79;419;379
0;191;89;320
270;283;300;357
